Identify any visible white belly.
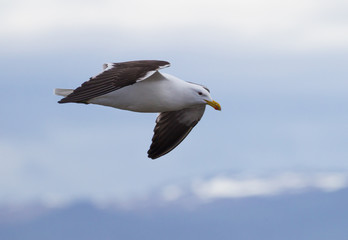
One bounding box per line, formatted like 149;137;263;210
88;77;193;113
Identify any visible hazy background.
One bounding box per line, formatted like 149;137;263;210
1;0;348;238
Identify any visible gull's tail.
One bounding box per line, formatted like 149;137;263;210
54;88;73;97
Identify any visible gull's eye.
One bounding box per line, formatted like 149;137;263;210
198;92;203;96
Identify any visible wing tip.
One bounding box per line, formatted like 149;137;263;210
147;154;159;160
159;61;170;69
57;97;88;104
147;151;165;160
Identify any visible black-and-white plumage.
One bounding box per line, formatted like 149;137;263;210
58;60;170;104
148;105;206;159
55;60;221;159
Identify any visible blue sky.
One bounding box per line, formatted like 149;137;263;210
1;0;348;206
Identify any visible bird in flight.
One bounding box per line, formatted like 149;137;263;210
55;60;221;159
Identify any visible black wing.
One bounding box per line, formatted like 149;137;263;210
147;105;206;159
58;60;170;103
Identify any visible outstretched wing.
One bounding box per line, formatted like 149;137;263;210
58;60;170;103
148;105;206;159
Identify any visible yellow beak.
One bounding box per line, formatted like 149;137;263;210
205;100;221;111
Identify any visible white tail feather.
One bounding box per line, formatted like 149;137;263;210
54;88;73;97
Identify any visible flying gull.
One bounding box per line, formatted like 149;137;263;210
55;60;221;159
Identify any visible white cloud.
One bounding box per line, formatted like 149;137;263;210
312;173;347;192
2;0;348;51
192;172;348;200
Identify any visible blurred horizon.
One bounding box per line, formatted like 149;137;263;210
1;184;348;240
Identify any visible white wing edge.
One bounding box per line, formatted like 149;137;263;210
136;63;171;82
97;62;170;81
102;63;114;71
